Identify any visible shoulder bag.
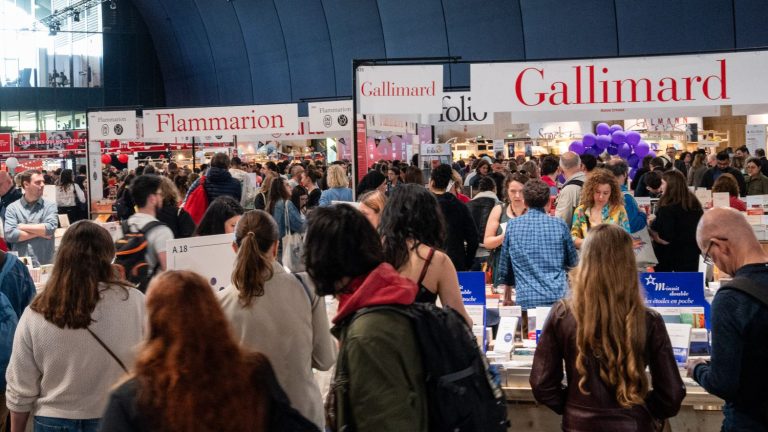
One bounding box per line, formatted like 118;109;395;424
281;202;305;272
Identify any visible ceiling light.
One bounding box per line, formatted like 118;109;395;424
109;1;117;10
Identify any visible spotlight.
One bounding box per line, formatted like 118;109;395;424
73;11;80;21
109;1;117;10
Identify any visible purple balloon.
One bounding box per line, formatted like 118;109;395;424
611;130;627;144
635;141;650;158
596;123;611;136
627;153;639;168
582;133;596;147
629;168;637;181
610;124;624;133
584;147;600;157
625;130;641;146
568;141;585;155
595;135;611;150
607;143;619;156
618;143;632;159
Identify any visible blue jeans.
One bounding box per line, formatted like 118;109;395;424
34;416;100;432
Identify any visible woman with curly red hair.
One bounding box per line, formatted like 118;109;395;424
570;168;630;249
99;270;318;432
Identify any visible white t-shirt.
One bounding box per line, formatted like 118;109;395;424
125;212;174;271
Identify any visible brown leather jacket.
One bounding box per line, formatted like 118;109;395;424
530;301;686;432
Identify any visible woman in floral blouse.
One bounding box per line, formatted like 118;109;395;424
571;168;630;249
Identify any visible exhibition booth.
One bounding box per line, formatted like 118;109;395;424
347;49;768;431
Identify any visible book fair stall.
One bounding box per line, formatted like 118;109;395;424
345;49;768;431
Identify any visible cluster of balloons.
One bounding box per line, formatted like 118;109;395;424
101;154;130;164
568;123;658;180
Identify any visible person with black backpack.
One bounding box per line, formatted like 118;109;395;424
688;208;768;431
305;205;508;432
116;175;174;292
554;151;585;227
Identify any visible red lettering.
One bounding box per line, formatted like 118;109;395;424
515;67;545;106
549;81;569;105
360;81;372;96
703;59;728;100
157;113;172;133
657;77;679;102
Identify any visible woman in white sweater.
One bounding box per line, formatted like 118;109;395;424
5;221;145;432
218;210;336;429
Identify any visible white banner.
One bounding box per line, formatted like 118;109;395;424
434;92;494;125
420;143;452;156
471;51;768;115
357;65;443;114
86;139;103;205
746;124;767;155
88;110;137;140
238;117;345;141
143;104;299;140
366;115;418;134
308;100;353;132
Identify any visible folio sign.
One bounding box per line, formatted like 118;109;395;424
471;51;768;114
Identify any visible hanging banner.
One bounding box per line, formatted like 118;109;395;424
746;124;767;156
434;92;494;125
88;110;137;140
471;51;768;115
143;104;299;140
308;100;353;132
0;134;11;153
357;65;444;114
641;272;710;330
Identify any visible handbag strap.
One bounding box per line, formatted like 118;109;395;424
283;200;292;236
87;328;128;373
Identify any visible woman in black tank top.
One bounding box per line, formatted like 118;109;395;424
380;185;472;324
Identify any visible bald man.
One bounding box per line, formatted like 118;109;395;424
688;208;768;431
0;171;22;221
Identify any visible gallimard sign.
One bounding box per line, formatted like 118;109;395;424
357;65;443;114
143;104;299;140
471;51;768;114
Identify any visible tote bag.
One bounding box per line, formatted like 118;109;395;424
281;202;305;272
632;226;658;270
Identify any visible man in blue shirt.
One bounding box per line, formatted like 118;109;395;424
496;179;578;311
3;170;58;266
688;208;768;431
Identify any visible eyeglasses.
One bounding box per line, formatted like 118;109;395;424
701;237;727;265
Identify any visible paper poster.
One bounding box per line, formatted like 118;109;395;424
494;317;519;354
712;192;730;208
641;272;711;330
458;271;487;351
166;234;237;292
665;323;692;365
694;189;712;207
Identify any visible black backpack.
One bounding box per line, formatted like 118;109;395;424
351;303;509;432
114;221;165;293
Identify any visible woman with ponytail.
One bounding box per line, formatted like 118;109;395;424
530;224;685;431
217;210;335;429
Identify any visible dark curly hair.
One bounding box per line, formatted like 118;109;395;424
379;184;446;270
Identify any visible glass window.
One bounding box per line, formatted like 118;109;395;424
1;111;20;132
19;110;37;131
56;110;72;130
39;110;55;130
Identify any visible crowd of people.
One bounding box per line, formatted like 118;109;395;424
0;144;763;431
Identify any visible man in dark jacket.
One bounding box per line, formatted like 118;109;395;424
465;176;498;271
701;151;747;196
689;208;768;431
0;172;22;221
429;164;478;271
185;153;242;204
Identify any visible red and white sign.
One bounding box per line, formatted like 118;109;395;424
308;100;353;132
0;134;11;153
357;65;443;114
143;104;299;140
88;110;137;140
471;51;768;114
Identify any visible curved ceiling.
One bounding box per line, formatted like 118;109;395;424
131;0;768;108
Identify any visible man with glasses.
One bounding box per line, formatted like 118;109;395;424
125;175;174;275
701;151;747;196
688;208;768;431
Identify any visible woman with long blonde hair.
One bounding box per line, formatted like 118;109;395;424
530;224;684;431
